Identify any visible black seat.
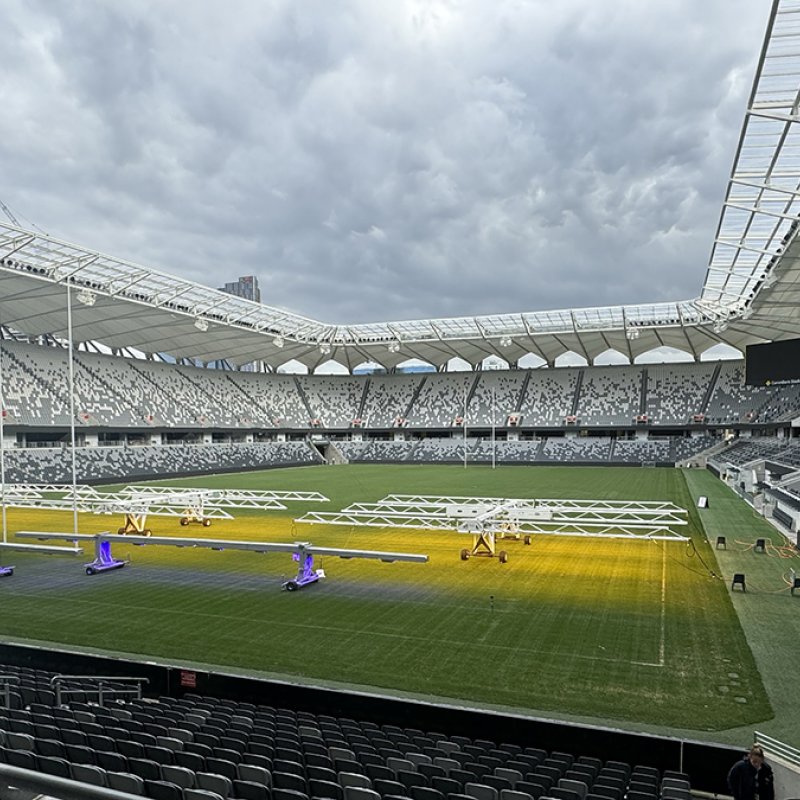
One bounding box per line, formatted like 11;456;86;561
120;741;147;759
273;771;307;793
374;779;406;798
547;788;580;800
5;749;36;770
206;757;239;780
175;750;206;772
97;750;128;772
588;786;622;800
411;788;445;800
36;755;71;778
309;778;344;800
432;778;462;796
65;744;97;765
129;758;163;781
234;779;272;800
516;781;546;799
398;771;428;791
146;746;176;766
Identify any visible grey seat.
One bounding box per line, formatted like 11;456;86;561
6;732;34;751
496;770;523;789
107;772;145;796
161;763;197;789
340;772;373;790
70;763;108;787
196;771;233;797
388;757;417;775
501;791;534;800
238;763;271;786
465;783;499;800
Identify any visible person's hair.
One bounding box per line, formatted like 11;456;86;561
749;746;765;759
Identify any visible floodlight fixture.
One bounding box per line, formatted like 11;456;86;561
499;335;512;347
388;341;401;353
763;272;777;289
76;289;96;307
273;336;284;348
194;317;209;332
320;343;331;355
626;328;640;340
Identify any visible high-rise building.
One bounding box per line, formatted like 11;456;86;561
218;276;262;372
219;275;261;303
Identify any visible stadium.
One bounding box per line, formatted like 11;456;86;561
1;2;800;800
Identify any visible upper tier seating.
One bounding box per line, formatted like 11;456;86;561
644;364;716;426
405;374;475;428
576;367;642;426
2;341;800;430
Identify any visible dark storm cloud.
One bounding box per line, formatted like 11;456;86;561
0;0;771;324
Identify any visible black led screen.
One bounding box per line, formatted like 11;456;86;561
745;338;800;385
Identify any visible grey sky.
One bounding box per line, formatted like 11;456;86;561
0;0;771;326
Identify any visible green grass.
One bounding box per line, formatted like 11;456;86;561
0;465;776;733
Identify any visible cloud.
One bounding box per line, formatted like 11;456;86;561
0;0;771;326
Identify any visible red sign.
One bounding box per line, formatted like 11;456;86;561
180;670;197;688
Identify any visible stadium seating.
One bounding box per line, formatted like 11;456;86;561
0;663;693;800
644;364;715;426
575;367;642;426
3;341;800;433
405;374;475;428
1;442;321;484
519;369;580;427
540;438;612;463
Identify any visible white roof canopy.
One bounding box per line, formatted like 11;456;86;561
1;0;799;371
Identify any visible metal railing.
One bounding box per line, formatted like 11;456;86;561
755;731;800;768
0;674;20;708
51;674;149;707
0;763;141;800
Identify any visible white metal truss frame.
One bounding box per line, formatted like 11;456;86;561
322;501;688;527
703;0;800;309
376;494;687;514
1;482;330;535
121;485;329;504
14;531;429;564
295;510;686;540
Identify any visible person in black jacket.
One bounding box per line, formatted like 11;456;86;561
728;745;775;800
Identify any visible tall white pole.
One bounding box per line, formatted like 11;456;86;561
0;327;6;543
66;285;79;535
463;383;468;469
491;386;496;470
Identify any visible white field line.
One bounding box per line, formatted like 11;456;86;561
632;546;667;668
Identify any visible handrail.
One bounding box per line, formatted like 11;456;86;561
0;763;143;800
755;730;800;768
50;674;149;707
0;674;20;708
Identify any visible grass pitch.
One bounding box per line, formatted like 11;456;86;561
0;465;774;732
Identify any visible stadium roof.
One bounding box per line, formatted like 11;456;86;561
1;0;800;372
